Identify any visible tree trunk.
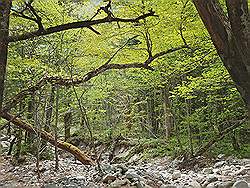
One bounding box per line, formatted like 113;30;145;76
0;0;11;110
162;85;173;138
54;85;59;170
192;0;250;120
0;111;95;165
15;102;24;160
64;107;72;142
45;85;55;132
147;94;158;136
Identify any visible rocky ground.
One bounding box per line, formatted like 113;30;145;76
0;153;250;188
1;135;250;188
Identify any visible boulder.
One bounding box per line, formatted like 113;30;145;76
232;180;249;188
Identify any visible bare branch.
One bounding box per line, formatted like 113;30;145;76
2;45;188;112
25;1;44;31
11;1;44;31
8;11;156;42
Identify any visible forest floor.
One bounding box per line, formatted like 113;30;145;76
0;150;250;188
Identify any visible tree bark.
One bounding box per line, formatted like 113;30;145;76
0;111;95;165
0;0;11;110
64;107;72;142
162;85;173;138
147;93;158;136
192;0;250;119
45;85;55;132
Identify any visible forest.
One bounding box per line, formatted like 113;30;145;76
0;0;250;187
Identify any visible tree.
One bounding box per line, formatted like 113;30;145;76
0;0;187;164
192;0;250;119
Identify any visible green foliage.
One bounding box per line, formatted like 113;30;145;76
3;0;249;160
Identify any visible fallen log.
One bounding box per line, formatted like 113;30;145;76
0;111;95;165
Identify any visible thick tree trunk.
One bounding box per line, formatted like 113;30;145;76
0;0;11;110
192;0;250;120
0;111;95;165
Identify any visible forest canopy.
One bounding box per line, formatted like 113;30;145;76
0;0;249;166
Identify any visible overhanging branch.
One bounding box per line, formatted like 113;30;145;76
8;11;156;42
2;45;188;112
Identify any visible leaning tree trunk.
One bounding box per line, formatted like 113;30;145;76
192;0;250;120
0;111;95;165
0;0;11;110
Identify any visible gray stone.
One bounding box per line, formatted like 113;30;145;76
125;169;140;180
202;168;213;174
214;161;226;168
217;181;234;188
232;180;249;188
109;179;128;188
189;180;201;188
171;170;181;180
207;175;218;183
160;185;177;188
114;164;128;174
42;183;59;188
102;174;116;183
233;167;247;176
212;168;221;175
217;154;225;159
206;182;217;188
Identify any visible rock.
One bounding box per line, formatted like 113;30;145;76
214;161;226;168
217;181;234;188
135;180;151;188
101;164;115;173
212;168;221;175
128;154;141;164
125;169;140;180
202;175;218;187
202;168;213;174
217;154;225;159
171;170;181;180
160;185;177;188
233;167;247;176
1;141;9;148
159;171;171;180
189;180;201;188
109;179;128;188
207;175;218;183
206;182;217;188
232;180;249;188
102;174;116;183
42;183;59;188
114;164;128;174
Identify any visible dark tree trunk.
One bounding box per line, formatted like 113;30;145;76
137;97;146;132
15;102;24;159
0;0;11;110
64;107;72;142
147;93;158;136
162;85;173;138
192;0;250;120
25;99;34;142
